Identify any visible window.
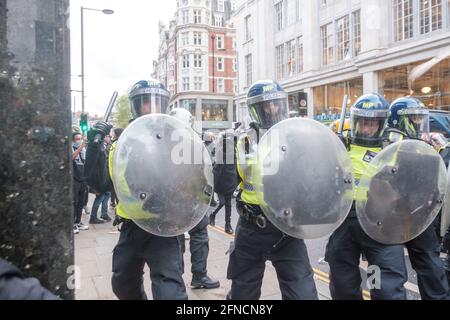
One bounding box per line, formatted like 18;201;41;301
275;1;284;31
214;15;223;27
182;77;190;91
231;0;236;11
353;10;361;56
276;44;285;79
393;0;413;42
297;36;303;73
181;0;188;6
448;0;450;26
233;58;237;72
245;54;252;87
217;78;225;93
420;0;443;34
194;76;202;90
245;15;252;41
193;9;202;24
216;35;224;49
286;39;296;76
217;57;224;71
181;32;189;46
287;0;296;26
194;54;202;67
193;32;202;45
180;99;196;116
336;15;350;62
202;100;228;121
182;54;190;68
182;10;189;24
233;80;237;93
321;23;334;65
218;0;225;12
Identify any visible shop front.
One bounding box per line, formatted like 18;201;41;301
379;58;450;110
312;77;363;124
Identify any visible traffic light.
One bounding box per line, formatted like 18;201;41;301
79;113;88;133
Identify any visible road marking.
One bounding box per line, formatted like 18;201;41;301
208;225;419;298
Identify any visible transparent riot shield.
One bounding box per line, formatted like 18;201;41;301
254;118;354;239
356;140;447;244
441;167;450;237
112;114;213;236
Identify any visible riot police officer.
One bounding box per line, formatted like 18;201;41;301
325;93;408;300
90;80;188;300
388;97;450;300
168;108;220;289
226;80;318;300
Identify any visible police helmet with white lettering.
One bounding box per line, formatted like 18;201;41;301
350;93;390;147
129;79;170;119
246;80;289;129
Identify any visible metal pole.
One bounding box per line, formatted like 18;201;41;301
80;6;85;113
212;35;215;93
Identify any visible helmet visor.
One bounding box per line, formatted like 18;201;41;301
248;98;289;129
351;116;387;146
131;94;169;118
398;109;429;139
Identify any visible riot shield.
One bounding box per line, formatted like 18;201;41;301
356;140;446;244
254;118;354;239
112;114;213;236
441;167;450;237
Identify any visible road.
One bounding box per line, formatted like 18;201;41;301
210;196;423;300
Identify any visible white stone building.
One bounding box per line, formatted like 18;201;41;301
234;0;450;125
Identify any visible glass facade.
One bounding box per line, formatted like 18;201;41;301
380;58;450;109
313;78;363;122
202;99;228;121
180;99;196;116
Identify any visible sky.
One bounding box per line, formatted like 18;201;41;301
70;0;177;117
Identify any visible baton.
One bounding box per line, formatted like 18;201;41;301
104;91;118;122
94;91;118;144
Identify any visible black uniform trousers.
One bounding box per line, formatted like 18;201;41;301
227;217;318;300
181;215;210;279
111;220;187;300
73;180;86;225
405;218;450;300
325;213;408;300
211;193;233;225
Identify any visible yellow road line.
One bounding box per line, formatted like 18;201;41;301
209;225;372;300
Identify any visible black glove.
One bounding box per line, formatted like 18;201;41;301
337;133;349;150
87;121;112;144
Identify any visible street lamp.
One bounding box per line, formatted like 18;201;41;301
80;6;114;113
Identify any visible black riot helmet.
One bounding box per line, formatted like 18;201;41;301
128;79;170;119
350;93;390;147
246;80;289;130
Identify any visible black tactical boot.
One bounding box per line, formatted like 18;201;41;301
191;274;220;289
225;223;233;235
209;214;216;227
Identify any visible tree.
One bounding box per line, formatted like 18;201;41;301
110;94;132;129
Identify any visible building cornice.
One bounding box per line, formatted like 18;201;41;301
355;33;450;72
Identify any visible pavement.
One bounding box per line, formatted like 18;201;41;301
74;201;331;300
75;196;431;300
